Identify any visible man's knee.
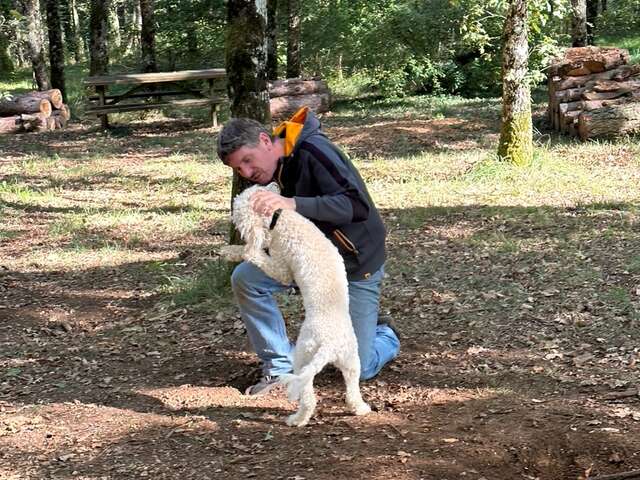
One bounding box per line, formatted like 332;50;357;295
231;262;251;295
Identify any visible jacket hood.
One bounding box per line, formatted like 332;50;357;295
272;107;321;157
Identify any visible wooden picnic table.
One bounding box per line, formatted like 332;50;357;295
84;68;226;128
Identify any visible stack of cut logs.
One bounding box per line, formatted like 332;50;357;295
269;78;331;119
0;89;70;134
548;47;640;140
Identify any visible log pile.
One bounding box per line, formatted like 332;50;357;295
548;47;640;140
0;89;71;134
269;78;331;119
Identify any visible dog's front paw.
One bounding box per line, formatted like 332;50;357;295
219;245;244;262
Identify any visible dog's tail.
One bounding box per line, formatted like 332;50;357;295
280;346;335;401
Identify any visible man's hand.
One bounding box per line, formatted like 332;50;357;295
251;191;295;216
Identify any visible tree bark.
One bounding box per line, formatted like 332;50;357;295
139;0;157;72
109;0;121;51
498;0;532;165
0;96;52;116
551;45;628;76
89;0;110;75
571;0;588;47
52;108;69;128
286;0;301;78
19;112;50;131
586;0;599;45
268;78;329;97
124;0;142;54
60;0;79;62
19;0;51;90
266;0;278;80
45;0;66;102
70;0;84;62
270;92;330;118
0;116;21;134
0;2;14;74
578;101;640;139
225;0;271;244
23;89;64;109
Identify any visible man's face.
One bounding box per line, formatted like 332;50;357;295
226;132;279;185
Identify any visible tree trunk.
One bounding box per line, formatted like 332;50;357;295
266;0;278;80
601;0;607;12
20;112;50;131
109;0;122;51
571;0;588;47
70;0;84;62
270;92;330;118
45;0;67;102
124;0;142;54
24;89;64;109
0;116;22;134
0;96;52;116
225;0;271;244
60;0;79;62
89;0;110;75
498;0;532;166
0;0;14;74
578;102;640;139
139;0;157;72
586;0;599;45
268;78;329;97
286;0;301;78
52;109;69;128
550;48;629;77
0;31;13;75
19;0;51;90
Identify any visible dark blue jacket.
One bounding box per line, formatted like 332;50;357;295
271;108;386;280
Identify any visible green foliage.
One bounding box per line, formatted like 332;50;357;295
300;0;569;97
596;0;640;40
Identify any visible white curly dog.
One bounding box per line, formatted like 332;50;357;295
222;183;371;427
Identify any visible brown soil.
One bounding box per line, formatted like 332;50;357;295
1;116;639;480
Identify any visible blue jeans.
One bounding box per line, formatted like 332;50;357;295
231;262;400;380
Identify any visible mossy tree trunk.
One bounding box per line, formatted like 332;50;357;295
89;0;110;75
45;0;66;101
226;0;271;244
19;0;51;90
286;0;300;78
571;0;588;47
497;0;532;166
60;0;82;63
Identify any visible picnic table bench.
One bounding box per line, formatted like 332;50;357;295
84;68;226;128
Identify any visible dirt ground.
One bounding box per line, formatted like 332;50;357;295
1;111;640;480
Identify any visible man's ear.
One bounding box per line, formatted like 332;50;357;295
265;182;281;194
259;131;272;149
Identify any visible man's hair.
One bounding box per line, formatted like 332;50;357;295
217;118;271;165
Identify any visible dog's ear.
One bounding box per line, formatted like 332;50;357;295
265;182;281;194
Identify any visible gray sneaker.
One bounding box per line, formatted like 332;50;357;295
244;375;280;396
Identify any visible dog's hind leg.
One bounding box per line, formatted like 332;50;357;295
281;344;333;427
285;380;317;427
336;350;371;416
